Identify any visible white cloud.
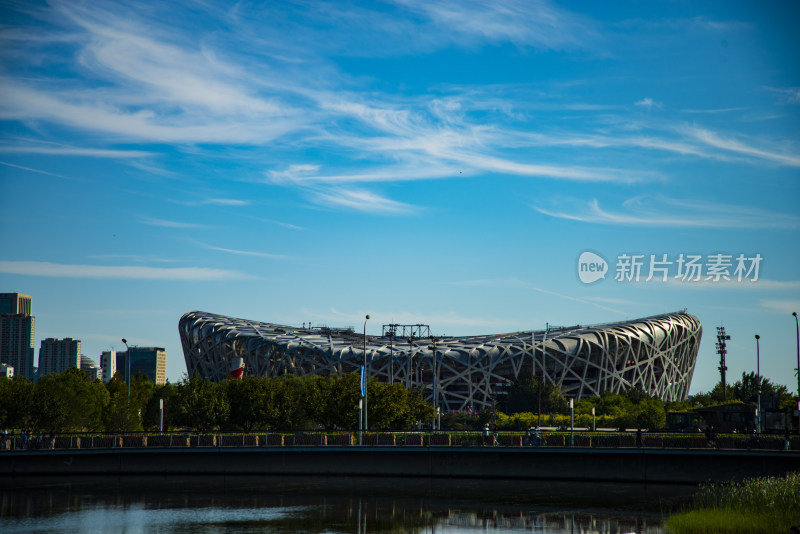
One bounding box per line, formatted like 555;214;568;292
535;196;800;229
0;145;156;157
683;126;800;167
204;245;290;260
310;188;419;215
765;86;800;105
393;0;596;50
760;299;800;314
0;160;71;180
201;198;250;207
634;98;662;111
0;261;250;280
139;217;209;229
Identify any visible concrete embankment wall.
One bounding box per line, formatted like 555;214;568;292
2;447;799;485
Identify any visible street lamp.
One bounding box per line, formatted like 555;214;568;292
363;314;370;432
793;312;799;398
121;338;130;403
407;336;416;389
755;334;761;434
386;327;394;385
429;335;439;430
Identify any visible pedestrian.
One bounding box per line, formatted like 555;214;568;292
482;423;490;446
534;426;541;447
527;426;535;447
706;426;717;448
785;428;791;451
636;428;643;448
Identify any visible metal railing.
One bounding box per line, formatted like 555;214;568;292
1;431;798;452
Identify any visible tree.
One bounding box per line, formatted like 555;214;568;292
143;383;178;431
175;373;229;431
104;373;141;432
503;373;568;414
0;376;34;429
33;368;109;432
320;373;361;430
225;377;272;431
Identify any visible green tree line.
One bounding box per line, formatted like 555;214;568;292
1;368;795;434
440;371;798;432
0;369;434;433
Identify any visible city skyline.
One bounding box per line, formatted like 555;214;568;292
1;1;798;394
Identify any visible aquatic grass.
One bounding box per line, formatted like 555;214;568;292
666;472;800;533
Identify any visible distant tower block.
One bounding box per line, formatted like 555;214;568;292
716;326;730;401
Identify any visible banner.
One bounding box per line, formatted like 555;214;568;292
360;365;366;397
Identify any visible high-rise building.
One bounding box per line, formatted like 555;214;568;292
80;354;102;381
0;293;35;380
0;293;32;315
100;350;117;383
38;338;81;377
117;347;167;385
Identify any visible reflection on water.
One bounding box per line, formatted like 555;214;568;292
1;476;687;533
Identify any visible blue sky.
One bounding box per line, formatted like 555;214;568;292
1;0;798;395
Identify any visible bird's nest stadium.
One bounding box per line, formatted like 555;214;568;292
179;310;702;410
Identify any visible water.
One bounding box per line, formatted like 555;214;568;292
1;476;691;533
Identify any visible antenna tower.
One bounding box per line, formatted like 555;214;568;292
715;326;730;401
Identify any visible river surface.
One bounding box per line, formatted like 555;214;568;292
1;476;692;533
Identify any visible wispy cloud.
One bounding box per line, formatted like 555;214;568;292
681;107;746;114
683;126;800;167
200;198;250;207
393;0;597;50
139;216;209;229
0;145;155;158
204;245;290;260
764;86;800;105
635;97;662;111
760;299;800;314
447;277;627;315
310;188;419;214
254;217;306;231
663;278;800;291
87;254;178;263
535;196;800;229
0;160;71;180
0;261;250;280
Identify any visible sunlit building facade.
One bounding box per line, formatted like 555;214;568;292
179;310;702;409
0;293;35;380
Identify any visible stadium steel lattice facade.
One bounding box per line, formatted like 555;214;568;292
179;310;702;410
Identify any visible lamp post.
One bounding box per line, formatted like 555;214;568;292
387;327;394;385
363;314;370;432
793;312;799;399
569;398;574;447
429;335;439;430
793;312;799;435
407;336;415;389
755;334;761;434
121;338;130;403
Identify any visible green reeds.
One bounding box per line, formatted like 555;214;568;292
666;472;800;533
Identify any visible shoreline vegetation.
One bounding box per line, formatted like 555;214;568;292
665;473;800;534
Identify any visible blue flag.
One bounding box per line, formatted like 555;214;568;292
360;365;366;397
